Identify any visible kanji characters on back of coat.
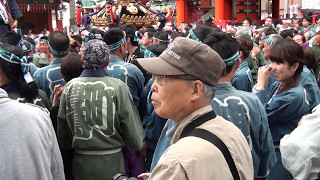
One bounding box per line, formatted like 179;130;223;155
57;39;144;180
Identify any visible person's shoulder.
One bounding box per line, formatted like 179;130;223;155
160;133;231;172
34;64;51;75
107;76;130;86
205;116;247;134
66;76;126;86
161;117;252;179
37;89;50;100
288;84;306;94
216;87;261;104
234;89;261;101
8;99;49;116
123;61;143;73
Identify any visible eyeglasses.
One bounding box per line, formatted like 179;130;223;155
152;74;197;86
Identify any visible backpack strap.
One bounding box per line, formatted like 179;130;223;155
179;110;216;139
189;128;240;180
179;110;240;180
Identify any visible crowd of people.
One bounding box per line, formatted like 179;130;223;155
1;14;320;180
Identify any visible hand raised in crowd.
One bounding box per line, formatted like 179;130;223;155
52;84;63;107
251;46;260;57
256;65;273;89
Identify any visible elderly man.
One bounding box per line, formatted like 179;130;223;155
137;37;253;180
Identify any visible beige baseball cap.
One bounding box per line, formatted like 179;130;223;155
136;37;226;87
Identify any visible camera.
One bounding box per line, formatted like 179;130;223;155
112;173;149;180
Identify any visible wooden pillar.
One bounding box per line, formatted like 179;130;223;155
215;0;225;20
176;0;186;28
201;0;210;6
224;0;232;20
184;0;189;24
47;10;52;32
272;0;280;20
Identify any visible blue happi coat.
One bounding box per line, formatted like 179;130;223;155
256;81;309;180
231;61;254;92
107;55;145;116
34;57;66;102
212;82;276;178
256;81;309;143
300;66;320;112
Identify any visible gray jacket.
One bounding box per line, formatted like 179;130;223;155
0;88;65;180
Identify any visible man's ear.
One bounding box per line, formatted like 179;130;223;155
191;80;203;101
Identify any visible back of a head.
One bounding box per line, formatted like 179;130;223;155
0;43;38;99
24;37;36;46
170;31;187;40
89;28;105;39
193;24;218;42
61;53;83;82
153;31;169;45
203;32;239;60
1;31;21;46
268;34;283;45
263;27;278;36
83;39;110;69
202;32;239;74
303;47;316;70
103;27;125;51
147;44;167;56
71;35;82;44
237;37;253;60
235;26;252;41
48;31;69;57
280;29;294;39
120;24;139;46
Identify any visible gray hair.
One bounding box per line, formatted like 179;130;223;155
203;83;216;101
183;79;216;101
268;34;283;45
235;26;252;41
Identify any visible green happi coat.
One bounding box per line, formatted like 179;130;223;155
57;75;144;180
